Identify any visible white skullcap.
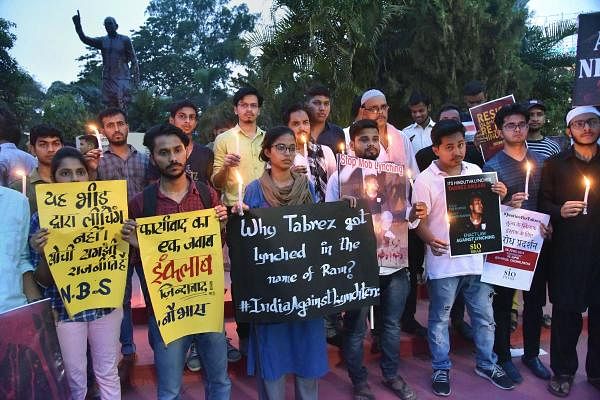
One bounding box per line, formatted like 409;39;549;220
566;106;600;125
361;89;386;105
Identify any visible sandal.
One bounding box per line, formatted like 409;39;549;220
548;374;574;397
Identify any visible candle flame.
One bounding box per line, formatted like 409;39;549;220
234;170;243;185
15;169;25;177
339;143;345;153
526;161;531;172
301;134;307;144
446;214;451;225
406;168;412;180
584;176;591;186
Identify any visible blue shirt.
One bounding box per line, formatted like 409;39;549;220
0;187;33;313
29;213;113;322
483;150;545;211
243;178;328;380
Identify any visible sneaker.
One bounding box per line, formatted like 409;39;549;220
500;360;523;384
226;337;242;362
186;343;202;372
326;333;343;348
432;369;451;396
475;365;515;390
382;376;417;400
353;382;375;400
522;356;551;380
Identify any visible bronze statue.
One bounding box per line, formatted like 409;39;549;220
72;10;140;110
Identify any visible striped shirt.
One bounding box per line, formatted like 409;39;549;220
527;137;561;160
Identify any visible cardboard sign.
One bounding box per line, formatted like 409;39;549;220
137;209;225;345
36;180;129;318
469;95;515;160
338;154;408;273
445;172;503;257
227;201;380;323
482;206;549;290
573;12;600;106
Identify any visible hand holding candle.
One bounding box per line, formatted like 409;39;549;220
88;124;104;158
524;161;531;199
406;168;417;203
235;170;244;216
583;176;591;215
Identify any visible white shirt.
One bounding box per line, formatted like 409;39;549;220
0;186;33;313
403;119;435;155
413;160;484;280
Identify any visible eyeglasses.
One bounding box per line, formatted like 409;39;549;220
271;143;297;154
502;122;528;131
362;104;389;114
570;118;600;130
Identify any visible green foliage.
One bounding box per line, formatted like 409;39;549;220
132;0;258;108
127;86;171;132
42;93;93;143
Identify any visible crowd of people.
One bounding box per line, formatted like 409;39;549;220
0;81;599;400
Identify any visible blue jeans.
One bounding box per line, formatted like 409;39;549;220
148;315;231;400
427;275;497;371
343;269;410;385
120;262;148;355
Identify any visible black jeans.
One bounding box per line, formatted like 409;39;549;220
550;304;600;378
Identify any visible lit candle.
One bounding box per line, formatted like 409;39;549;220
524;161;531;199
88;124;104;158
235;170;244;216
303;134;308;158
583;176;591;215
339;142;346;155
406;168;417;203
16;170;26;196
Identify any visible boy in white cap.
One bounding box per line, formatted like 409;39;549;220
539;105;600;397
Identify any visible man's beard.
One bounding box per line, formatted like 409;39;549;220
108;138;127;146
160;163;186;180
362;148;379;160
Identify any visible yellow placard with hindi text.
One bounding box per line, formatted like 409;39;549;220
36;180;129;318
137;209;224;345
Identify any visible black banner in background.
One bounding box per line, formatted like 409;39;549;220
573;12;600;106
227;201;380;323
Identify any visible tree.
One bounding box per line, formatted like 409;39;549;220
132;0;257;108
42;89;93;143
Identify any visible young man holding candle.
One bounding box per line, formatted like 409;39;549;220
10;124;63;213
482;103;551;384
122;123;231;399
304;85;346;154
212;87;266;355
539;106;600;397
413;119;514;396
326;119;426;400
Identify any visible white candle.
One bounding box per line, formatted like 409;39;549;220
16;170;26;196
370;305;375;330
583;176;591;215
524;161;531;199
235;170;244;216
406;168;417;203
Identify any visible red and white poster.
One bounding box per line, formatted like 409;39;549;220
469;95;515;161
481;206;549;290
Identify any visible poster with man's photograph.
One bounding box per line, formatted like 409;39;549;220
444;172;503;257
339;154;408;272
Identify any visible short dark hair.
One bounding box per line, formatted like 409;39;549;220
494;103;529;128
169;99;199;118
282;103;310;125
431;119;465;146
233;87;263;107
143;123;190;154
50;147;87;181
305;84;331;100
0;105;21;144
408;91;431;107
350;95;362;119
29;124;63;146
438;103;461;119
260;126;295;162
349;119;378;141
97;108;127;127
80;134;99;149
463;80;486;96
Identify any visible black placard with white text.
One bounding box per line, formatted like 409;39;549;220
227;201;380;323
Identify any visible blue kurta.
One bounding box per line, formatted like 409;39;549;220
243;178;329;380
